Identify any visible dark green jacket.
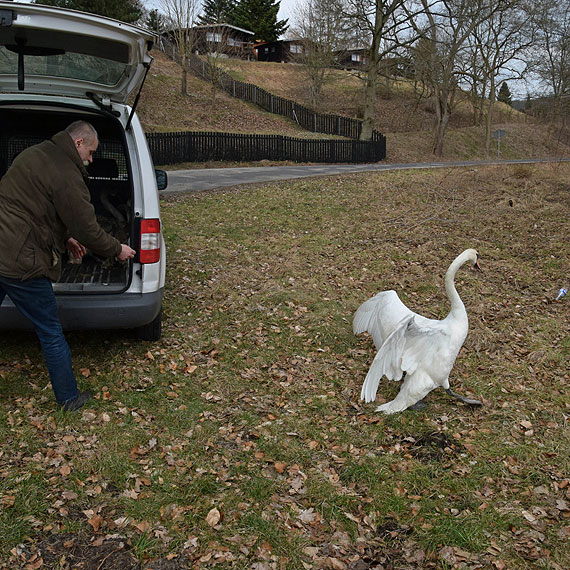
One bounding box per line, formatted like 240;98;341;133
0;131;121;281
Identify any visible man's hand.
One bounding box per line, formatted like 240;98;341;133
117;244;136;262
66;237;86;260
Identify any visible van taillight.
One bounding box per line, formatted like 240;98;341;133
139;219;160;263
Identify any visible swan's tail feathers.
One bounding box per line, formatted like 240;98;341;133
360;315;412;403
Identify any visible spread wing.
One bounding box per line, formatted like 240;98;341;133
360;315;446;403
353;290;414;349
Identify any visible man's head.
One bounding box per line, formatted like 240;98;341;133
65;121;99;166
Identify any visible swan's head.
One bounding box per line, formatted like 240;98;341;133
462;248;482;272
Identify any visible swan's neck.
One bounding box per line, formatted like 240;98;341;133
445;256;467;318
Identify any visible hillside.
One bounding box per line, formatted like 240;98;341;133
138;50;570;163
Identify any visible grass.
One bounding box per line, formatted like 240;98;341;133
1;163;569;569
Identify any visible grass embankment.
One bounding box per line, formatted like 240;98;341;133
1;163;568;569
139;51;570;166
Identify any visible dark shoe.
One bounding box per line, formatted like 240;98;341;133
61;391;92;411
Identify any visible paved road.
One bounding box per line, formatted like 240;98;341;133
162;157;570;194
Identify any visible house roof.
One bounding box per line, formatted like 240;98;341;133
193;23;254;36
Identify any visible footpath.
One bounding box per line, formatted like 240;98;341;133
162;158;570;194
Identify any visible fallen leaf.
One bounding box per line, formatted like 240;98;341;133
87;514;104;532
206;507;221;527
134;520;151;533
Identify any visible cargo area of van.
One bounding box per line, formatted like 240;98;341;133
0;106;133;294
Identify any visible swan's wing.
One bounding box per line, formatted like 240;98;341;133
399;320;450;376
360;315;444;403
360;314;412;403
353;290;414;349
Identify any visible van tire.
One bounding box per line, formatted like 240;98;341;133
134;307;162;341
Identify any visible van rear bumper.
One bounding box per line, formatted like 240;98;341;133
0;289;164;331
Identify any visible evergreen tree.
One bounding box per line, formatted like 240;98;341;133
231;0;288;42
198;0;237;25
35;0;143;24
497;81;512;106
145;9;167;35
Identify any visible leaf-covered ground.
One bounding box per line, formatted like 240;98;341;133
1;164;569;569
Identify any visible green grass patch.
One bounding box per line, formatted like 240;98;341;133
1;165;569;568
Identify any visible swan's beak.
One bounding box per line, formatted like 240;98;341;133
473;258;483;272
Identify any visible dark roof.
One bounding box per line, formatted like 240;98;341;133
192;23;254;36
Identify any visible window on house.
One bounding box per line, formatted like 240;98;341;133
290;44;302;54
206;32;222;43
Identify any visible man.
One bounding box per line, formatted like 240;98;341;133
0;120;136;411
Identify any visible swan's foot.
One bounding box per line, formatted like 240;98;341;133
445;388;483;406
407;399;428;411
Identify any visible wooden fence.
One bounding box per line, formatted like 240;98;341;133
162;41;386;143
154;41;386;164
147;131;386;165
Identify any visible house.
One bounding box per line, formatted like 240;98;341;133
255;40;306;63
192;23;255;59
336;48;369;69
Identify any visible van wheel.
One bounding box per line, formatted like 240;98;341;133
134;308;162;341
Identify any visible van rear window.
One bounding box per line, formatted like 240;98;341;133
0;46;129;86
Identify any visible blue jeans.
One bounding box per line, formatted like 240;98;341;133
0;275;79;405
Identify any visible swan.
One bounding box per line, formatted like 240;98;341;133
353;249;483;414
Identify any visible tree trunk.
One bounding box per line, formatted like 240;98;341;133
485;76;496;156
359;4;383;142
181;67;188;96
360;70;377;141
432;86;450;156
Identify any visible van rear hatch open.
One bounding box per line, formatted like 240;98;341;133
0;1;154;103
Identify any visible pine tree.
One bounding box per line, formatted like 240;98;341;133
497;82;512;106
231;0;288;42
145;9;167;35
198;0;237;25
35;0;143;24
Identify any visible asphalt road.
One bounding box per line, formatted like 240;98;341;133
162;157;570;194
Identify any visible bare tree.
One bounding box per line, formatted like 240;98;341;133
468;1;535;154
200;25;246;103
408;0;503;156
344;0;418;141
161;0;201;95
291;0;351;108
531;0;570;97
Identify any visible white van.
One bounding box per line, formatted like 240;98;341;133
0;1;167;340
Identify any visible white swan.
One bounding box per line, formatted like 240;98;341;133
353;249;482;414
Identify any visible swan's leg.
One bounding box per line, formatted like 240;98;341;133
407;399;428;411
376;373;435;414
445;388;483;406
